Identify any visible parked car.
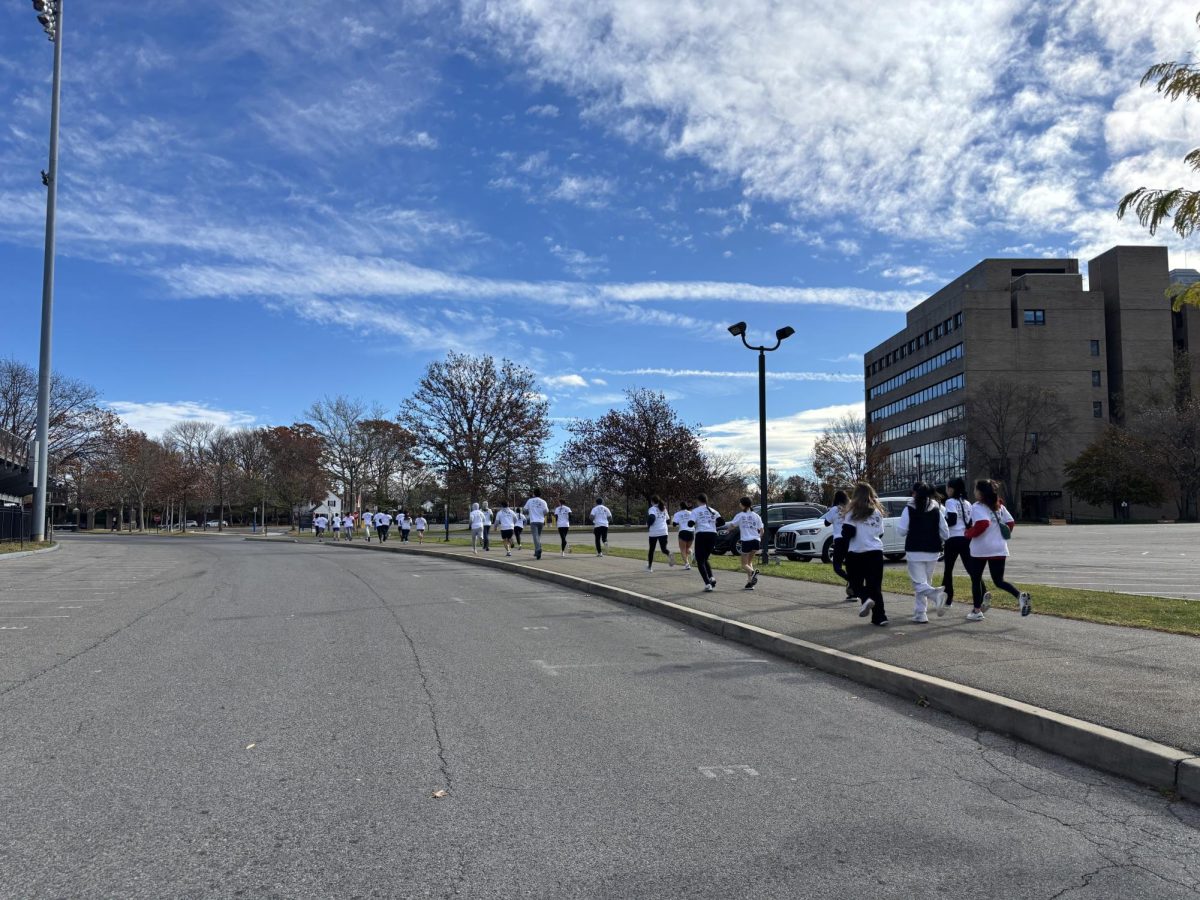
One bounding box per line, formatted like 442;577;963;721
185;520;199;528
714;502;828;555
773;496;911;562
204;520;229;528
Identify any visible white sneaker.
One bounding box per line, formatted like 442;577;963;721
669;558;675;567
933;590;948;616
704;583;715;592
1019;591;1032;616
505;551;512;557
646;565;653;572
858;599;874;618
966;610;985;622
561;551;566;558
911;613;929;624
981;591;993;612
683;564;691;570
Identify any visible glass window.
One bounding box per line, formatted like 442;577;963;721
1028;432;1039;454
767;507;786;523
1091;370;1101;387
1023;309;1045;325
1090;339;1100;356
934;323;943;338
1093;401;1103;418
954;312;963;328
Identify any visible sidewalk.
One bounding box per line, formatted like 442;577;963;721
328;539;1200;758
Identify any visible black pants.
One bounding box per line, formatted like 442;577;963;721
401;528;410;542
846;549;886;623
647;534;668;565
694;531;717;584
483;524;490;550
376;525;389;542
514;526;523;547
594;526;608;553
964;555;1020;609
558;526;569;551
831;536;849;583
941;536;970;602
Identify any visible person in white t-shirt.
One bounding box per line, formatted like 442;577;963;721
481;503;493;552
468;503;485;553
362;510;374;542
672;501;694;570
729;497;765;589
689;494;723;591
331;514;342;539
844;483;888;626
494;501;518;556
398;511;411;543
314;514;328;541
823;489;853;598
341;512;354;541
940;477;972;610
523;490;549;559
552;498;572;557
513;509;525;549
963;479;1029;621
374;510;392;542
414;514;427;544
589;498;612;556
645;496;674;570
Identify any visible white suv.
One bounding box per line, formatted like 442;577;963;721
773;496;911;563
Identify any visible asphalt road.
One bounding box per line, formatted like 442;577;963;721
594;522;1200;600
1;537;1198;898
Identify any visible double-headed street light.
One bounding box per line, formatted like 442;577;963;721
728;321;795;567
28;0;63;541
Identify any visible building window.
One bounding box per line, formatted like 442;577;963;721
1023;309;1045;325
1091;370;1101;388
954;312;963;328
1093;401;1103;418
908;339;916;353
1090;339;1100;356
935;323;943;338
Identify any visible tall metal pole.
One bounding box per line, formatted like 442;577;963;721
32;1;64;542
758;349;769;567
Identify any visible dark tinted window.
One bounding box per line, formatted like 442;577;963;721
884;500;908;517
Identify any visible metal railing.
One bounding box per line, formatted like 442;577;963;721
0;506;32;544
0;426;29;469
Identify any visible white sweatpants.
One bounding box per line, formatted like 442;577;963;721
907;557;939;615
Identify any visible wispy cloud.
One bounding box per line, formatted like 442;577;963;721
543;373;589;389
106;401;257;436
591;368;861;383
701;402;864;472
526;103;560;117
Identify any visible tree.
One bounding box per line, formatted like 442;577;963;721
113;430;166;530
305;396;378;510
263;425;327;531
1117;11;1200;309
811;414;891;487
359;419;421;508
967;379;1068;514
205;427;238;530
560;389;708;504
1064;427;1165;518
781;474;822;502
401;353;550;504
1132;360;1200;520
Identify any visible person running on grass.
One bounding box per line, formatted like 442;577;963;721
646;495;674;571
730;496;765;590
898;481;949;624
495;500;518;557
940;476;973;610
469;503;485;554
963;479;1030;621
672;500;695;570
689;493;723;592
844;482;888;627
589;497;612;557
823;489;854;599
414;513;427;544
553;498;572;557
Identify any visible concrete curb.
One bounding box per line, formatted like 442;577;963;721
0;542;59;562
320;539;1200;802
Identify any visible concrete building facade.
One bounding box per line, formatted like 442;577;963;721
863;245;1185;520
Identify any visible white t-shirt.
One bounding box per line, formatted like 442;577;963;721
482;508;493;525
730;510;764;542
945;497;970;539
672;510;692;532
823;505;844;539
469;509;485;529
590;505;612;527
845;510;884;553
362;514;373;529
332;515;341;529
314;515;328;530
553;505;572;527
415;517;427;530
495;508;517;529
515;512;526;527
524;497;549;523
374;512;392;527
690;505;722;534
969;502;1014;558
647;505;669;537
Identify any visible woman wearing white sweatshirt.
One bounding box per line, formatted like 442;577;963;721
963;479;1030;622
898;482;949;624
843;482;888;627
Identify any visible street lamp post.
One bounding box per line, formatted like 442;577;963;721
915;452;923;484
728;321;795;568
29;0;63;542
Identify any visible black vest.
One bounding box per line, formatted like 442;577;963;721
904;503;943;553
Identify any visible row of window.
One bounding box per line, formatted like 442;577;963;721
882;436;967;494
866;311;963;376
1024;309;1045;325
868;343;963;399
874;404;965;444
869;374;964;423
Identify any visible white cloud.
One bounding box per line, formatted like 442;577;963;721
880;265;942;286
106;401;256;436
546;239;608;277
526;104;561;117
701;402;864;472
591;368;861;383
543;373;589;389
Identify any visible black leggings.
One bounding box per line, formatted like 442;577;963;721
694;531;717;584
964;555;1020;608
514;526;522;547
941;536;970;601
594;526;608;553
845;549;886;623
831;536;849;583
647;534;668;565
558;526;569;550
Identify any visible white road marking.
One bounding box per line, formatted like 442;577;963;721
0;615;69;619
523;626;550;631
698;765;759;778
0;626;29;630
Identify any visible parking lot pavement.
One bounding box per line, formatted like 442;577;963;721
597;522;1200;600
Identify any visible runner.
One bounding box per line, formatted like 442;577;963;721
341;511;354;541
331;513;342;542
399;510;411;543
729;496;765;589
414;513;427;544
495;500;518;557
362;509;373;543
898;481;949;624
690;493;723;592
940;477;972;610
963;479;1030;621
844;482;888;626
823;489;853;599
469;502;485;554
314;513;327;542
481;502;493;552
646;496;673;571
553;497;572;557
523;490;549;559
589;497;612;557
374;509;392;543
672;501;694;570
513;507;525;549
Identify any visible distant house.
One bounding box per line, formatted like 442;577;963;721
296;491;342;527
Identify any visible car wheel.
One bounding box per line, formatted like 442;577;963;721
734;540;743;555
820;537;834;564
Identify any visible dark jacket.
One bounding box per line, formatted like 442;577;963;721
904;503;944;553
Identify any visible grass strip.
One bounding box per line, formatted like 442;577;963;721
0;541;53;555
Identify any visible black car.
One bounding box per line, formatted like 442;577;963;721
713;502;828;555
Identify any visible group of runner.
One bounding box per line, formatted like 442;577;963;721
823;478;1029;628
311;510;428;544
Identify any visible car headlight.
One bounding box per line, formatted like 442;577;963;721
799;527;821;535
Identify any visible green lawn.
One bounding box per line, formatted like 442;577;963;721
0;541;53;555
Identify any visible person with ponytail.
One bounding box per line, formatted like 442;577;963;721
963;479;1030;621
823;489;853;599
898;481;949;624
843;482;888;626
646;495;674;571
689;493;723;591
939;477;973;611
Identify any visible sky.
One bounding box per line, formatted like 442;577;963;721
2;0;1199;474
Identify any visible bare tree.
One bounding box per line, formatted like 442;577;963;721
0;358;116;471
305;396;380;511
263;425;327;531
811;414;891;487
359;419;421;508
113;430;166;530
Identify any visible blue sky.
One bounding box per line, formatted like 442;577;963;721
2;0;1197;472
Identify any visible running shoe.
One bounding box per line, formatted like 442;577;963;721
704;583;715;592
669;558;675;567
933;591;948;617
966;610;985;622
505;551;512;557
858;598;874;618
873;618;889;627
749;568;759;587
910;613;929;624
596;552;603;557
1019;591;1032;616
709;578;717;588
844;584;855;599
646;565;653;572
981;591;993;612
743;582;755;591
683;564;691;570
